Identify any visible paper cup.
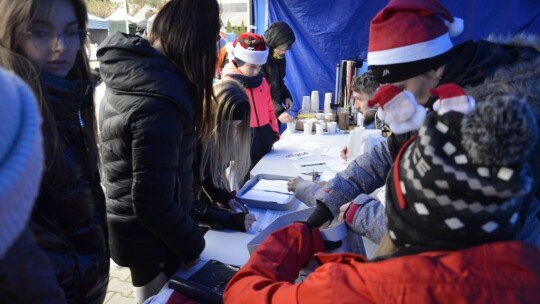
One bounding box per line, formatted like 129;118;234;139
287;122;296;133
327;121;337;134
315;123;324;135
325;113;334;121
315;113;325;120
303;121;313;135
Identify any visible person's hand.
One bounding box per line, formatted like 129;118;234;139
287;176;304;192
338;202;353;223
372;232;397;258
228;199;246;214
340;146;348;161
278;111;294;123
244;213;256;231
284;98;293;110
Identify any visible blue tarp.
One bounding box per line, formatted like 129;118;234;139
254;0;540;111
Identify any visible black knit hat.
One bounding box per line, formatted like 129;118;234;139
385;84;538;250
263;21;296;49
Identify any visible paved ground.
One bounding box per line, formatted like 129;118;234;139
105;261;136;304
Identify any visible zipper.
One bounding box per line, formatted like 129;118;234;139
78;84;91;161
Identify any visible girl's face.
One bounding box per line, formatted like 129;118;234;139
273;43;289;57
238;62;262;77
20;0;82;77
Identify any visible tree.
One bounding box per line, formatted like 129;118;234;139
87;0;118;18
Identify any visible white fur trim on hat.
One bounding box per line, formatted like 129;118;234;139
444;17;464;37
376;90;427;134
0;68;43;258
368;33;453;66
233;42;269;65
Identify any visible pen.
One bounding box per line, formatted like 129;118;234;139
243;204;249;214
300;162;326;167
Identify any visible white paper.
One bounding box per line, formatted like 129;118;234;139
251;179;290;194
239;189;291;204
292;161;330;174
279;150;314;160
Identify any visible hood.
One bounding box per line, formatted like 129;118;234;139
97;32;192;111
264;22;295;49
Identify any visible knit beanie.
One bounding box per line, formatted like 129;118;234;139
264;21;296;49
0;68;43;258
232;32;269;65
367;0;463;84
368;84;426;135
385;84;538;250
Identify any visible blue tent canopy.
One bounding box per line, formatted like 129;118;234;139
252;0;540;111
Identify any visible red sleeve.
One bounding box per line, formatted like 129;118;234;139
223;223;324;303
263;79;280;138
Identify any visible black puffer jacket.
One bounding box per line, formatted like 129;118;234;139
32;73;109;304
97;32;205;267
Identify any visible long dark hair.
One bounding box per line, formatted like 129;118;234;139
151;0;220;141
0;0;97;188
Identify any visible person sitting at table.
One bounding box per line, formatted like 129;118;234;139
340;71;383;161
223;88;540;304
222;32;280;168
303;0;540;249
192;80;256;232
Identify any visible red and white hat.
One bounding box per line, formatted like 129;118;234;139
368;85;426;134
232;32;269;65
430;83;476;115
367;0;464;84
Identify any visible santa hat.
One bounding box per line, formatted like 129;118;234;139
367;0;464;84
385;87;538;250
232;32;269;65
368;84;426;134
0;68;43;258
430;83;476;115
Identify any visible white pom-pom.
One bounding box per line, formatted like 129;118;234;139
445;17;464;37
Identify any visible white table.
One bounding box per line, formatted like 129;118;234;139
251;130;350;178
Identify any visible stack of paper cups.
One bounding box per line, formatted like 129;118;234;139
310;90;319;113
301;96;311;113
324;92;332;114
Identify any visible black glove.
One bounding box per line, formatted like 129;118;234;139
306;201;333;227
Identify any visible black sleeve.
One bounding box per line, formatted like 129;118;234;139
192;200;246;232
306;201;334;227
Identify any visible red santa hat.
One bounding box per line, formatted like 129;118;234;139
430;83;476;115
367;0;464;84
232;32;269;65
368;85;426;134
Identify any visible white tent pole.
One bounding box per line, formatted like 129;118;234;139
124;0;129;33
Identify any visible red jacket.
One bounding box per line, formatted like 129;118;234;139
222;63;279;135
224;223;540;304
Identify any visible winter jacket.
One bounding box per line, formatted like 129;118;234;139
97;32;205;267
224;223;540;304
31;73;109;303
222;63;279;165
0;227;66;303
263;54;292;117
313;34;540;248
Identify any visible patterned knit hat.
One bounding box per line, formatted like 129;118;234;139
367;0;463;84
385;84;538;250
368;84;426;134
232;32;269;65
0;68;43;258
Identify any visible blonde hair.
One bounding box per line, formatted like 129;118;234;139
199;80;252;191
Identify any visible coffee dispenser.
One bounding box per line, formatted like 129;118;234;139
334;58;364;127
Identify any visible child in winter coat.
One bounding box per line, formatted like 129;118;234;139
222;32;280;168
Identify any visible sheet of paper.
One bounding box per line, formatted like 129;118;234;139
279;150;314;160
319;146;343;158
251;179;290;194
239;189;290;204
292;161;330;174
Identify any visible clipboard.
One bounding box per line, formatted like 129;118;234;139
236;174;295;210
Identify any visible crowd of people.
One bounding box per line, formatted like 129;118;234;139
0;0;539;303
